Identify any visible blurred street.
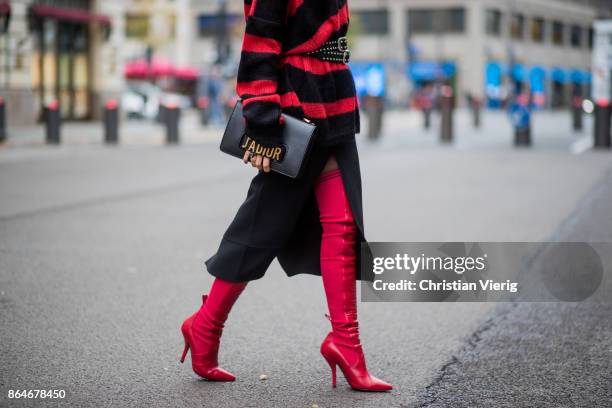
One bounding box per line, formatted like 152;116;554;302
1;109;611;407
0;107;597;152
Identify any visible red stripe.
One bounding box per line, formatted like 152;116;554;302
286;3;350;54
287;0;304;17
280;92;301;108
243;94;281;106
248;0;257;17
237;79;278;96
281;55;350;74
313;97;357;117
242;33;282;54
280;93;356;119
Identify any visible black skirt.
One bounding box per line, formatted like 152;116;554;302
205;135;374;282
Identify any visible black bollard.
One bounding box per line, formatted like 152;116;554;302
511;95;532;147
572;106;583;132
0;96;6;143
472;97;481;129
423;108;431;130
104;100;119;144
365;95;383;140
593;99;611;149
572;96;583;132
165;104;180;144
45;100;61;145
439;86;454;143
515;126;531;147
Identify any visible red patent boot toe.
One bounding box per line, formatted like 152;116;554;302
180;280;246;382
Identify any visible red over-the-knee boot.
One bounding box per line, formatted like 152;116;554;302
180;278;247;381
314;168;392;392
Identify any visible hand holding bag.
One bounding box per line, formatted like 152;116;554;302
220;100;317;179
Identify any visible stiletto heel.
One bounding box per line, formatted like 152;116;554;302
180;338;189;363
323;354;337;387
320;332;392;391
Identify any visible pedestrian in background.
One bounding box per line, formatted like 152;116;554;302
206;65;224;125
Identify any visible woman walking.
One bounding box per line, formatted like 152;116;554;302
180;0;392;392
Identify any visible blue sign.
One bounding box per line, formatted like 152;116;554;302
408;61;456;82
551;67;567;83
529;66;546;93
349;62;385;97
511;64;525;82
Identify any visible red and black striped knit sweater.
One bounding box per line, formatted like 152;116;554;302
237;0;360;147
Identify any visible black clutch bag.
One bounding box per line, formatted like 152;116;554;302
220;100;317;179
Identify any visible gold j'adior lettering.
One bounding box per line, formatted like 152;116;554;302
241;137;283;161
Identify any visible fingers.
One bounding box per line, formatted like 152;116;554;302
262;157;271;173
242;151;271;173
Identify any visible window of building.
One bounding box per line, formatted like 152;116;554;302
354;10;389;35
125;13;150;39
531;17;545;42
552;20;564;45
570;25;582;47
408;9;434;33
407;8;465;34
510;13;525;39
197;14;241;38
446;9;465;32
485;9;502;36
36;0;90;9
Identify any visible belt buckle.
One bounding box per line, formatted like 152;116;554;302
337;37;348;52
342;50;351;64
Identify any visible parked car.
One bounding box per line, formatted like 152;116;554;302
122;82;161;120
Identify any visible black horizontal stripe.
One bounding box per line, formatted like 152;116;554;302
243;100;282;128
281;105;305;118
284;0;347;50
310;110;359;141
330;109;359;130
250;0;287;24
237;52;281;83
246;15;285;43
279;64;356;103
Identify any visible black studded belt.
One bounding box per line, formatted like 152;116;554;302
303;36;351;64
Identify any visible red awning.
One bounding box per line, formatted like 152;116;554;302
124;58;200;80
124;59;150;79
150;58;174;77
124;58;175;79
31;4;110;25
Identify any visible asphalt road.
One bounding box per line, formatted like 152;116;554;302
413;166;612;408
1;110;611;407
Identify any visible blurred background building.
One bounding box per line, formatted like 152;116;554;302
349;0;612;110
0;0;611;126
